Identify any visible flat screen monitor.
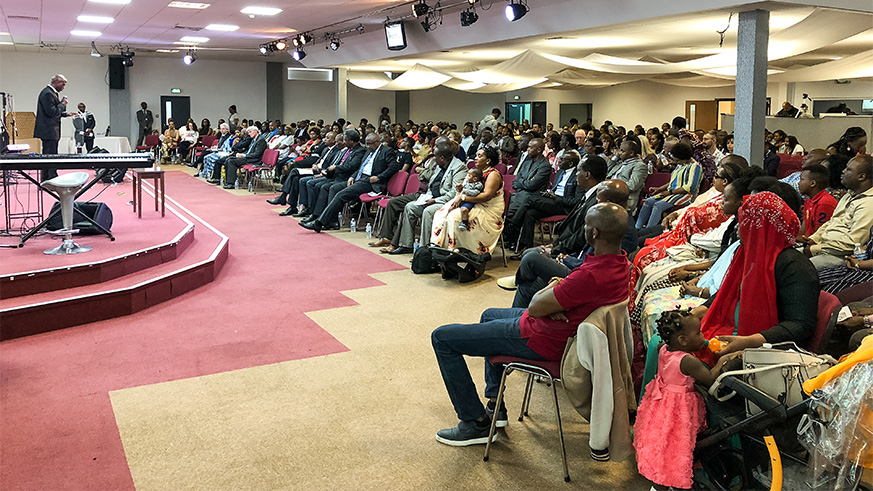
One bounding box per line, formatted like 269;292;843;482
385;22;407;51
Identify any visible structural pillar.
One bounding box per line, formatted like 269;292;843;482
734;9;769;168
335;68;348;122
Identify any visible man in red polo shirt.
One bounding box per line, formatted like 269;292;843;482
431;203;630;446
797;164;838;239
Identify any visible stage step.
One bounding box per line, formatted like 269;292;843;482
0;178;228;340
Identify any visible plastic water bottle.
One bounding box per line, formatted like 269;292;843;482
350;218;357;233
855;243;868;260
647;161;654;174
337;212;343;227
413;238;420;250
233;180;239;190
365;223;372;238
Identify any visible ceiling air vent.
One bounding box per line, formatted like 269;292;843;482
8;15;39;21
173;25;203;31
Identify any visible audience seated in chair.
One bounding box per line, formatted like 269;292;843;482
504;138;551;251
606;137;647;211
430;202;631;446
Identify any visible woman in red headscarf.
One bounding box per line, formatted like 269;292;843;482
700;191;819;356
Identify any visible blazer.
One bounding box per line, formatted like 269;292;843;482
513;155;551;192
333;144;367;181
137;109;154;130
551;167;582;209
34;86;66;140
561;300;636;462
608;157;647;210
231;136;252;153
357;145;399;193
240;137;267;165
433;157;468;205
554;189;599;255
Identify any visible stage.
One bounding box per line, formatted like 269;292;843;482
0;169;228;340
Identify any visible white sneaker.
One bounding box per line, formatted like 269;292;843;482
496;275;517;291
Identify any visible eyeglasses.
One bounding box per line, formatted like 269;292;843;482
714;174;727;180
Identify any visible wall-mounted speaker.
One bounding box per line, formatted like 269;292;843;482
108;57;125;90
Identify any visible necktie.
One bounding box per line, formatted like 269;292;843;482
339;149;350;165
356;148;377;181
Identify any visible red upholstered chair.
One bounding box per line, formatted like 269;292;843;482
377;173;421;233
359;170;408;227
192;134;217;163
493;163;507;175
467;160;477;169
242;148;279;193
775;154;804;179
636;172;672;215
483;356;568;482
536;214;568;243
805;291;842;354
136;134;160;160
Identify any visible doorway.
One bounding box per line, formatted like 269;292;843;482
685;100;718;131
160;96;191;132
505;103;531;127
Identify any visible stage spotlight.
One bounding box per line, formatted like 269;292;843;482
291;36;302;48
505;0;528;21
183;49;196;65
460;9;478;27
121;48;135;66
274;39;286;50
291;48;306;61
300;33;313;45
90;41;103;57
412;0;429;18
259;44;268;54
328;37;341;51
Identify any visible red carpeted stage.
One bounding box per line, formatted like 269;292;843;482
0;170;228;340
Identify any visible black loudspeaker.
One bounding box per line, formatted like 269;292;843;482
47;202;113;235
108;57;125;89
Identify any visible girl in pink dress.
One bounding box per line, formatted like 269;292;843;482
633;309;731;489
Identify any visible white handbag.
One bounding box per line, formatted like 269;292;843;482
710;342;835;415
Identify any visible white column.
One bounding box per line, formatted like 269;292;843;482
734;10;769;168
335;68;348;122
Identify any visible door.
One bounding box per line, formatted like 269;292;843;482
160;96;191;132
505;103;531;126
531;102;547;127
685;100;718;131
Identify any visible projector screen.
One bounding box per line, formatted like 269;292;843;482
385;22;407;51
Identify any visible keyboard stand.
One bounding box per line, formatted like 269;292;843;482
15;168;115;247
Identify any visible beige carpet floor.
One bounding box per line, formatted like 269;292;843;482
109;206;653;490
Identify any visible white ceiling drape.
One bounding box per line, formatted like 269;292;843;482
346;8;873;92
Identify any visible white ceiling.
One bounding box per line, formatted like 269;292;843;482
0;0;871;78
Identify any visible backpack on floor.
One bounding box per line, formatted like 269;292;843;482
429;246;491;283
411;245;440;274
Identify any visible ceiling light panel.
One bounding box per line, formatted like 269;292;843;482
240;6;283;16
77;15;114;24
168;2;211;9
70;30;102;37
205;24;239;32
156;49;180;53
180;36;209;43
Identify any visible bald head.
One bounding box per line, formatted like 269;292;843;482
802;148;829;168
584;203;628;251
721;153;749;169
527;138;545;158
595;179;630;209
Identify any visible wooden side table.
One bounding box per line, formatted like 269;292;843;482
132;168;166;218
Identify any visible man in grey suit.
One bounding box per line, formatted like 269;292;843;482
607;137;647;211
34;74;70;181
136;102;153;146
373;142;466;255
505;137;550;249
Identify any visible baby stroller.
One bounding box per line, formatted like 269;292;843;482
690;343;849;490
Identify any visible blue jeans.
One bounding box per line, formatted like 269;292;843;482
636;196;675;229
431;308;544;422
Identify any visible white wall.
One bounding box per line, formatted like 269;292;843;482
0;51;110;140
284;79;337;123
0;51;268;145
409;85;503;126
792;80;873;105
347;84;394;127
128;56;268;139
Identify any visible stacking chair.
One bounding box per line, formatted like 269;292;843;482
136;134;160;161
359;171;408;226
377;173;421;233
805;291;841;353
192;134;217;163
244;149;279;193
41;172;92;255
493;163;507;175
497;175;515;267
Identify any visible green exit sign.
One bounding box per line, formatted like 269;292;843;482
170;88;181;94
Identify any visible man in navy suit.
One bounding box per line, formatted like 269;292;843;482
301;129;366;226
302;132;398;232
222;125;267;189
34;74;70;181
510;150;584;254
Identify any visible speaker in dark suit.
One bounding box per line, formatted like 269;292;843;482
34;75;69;181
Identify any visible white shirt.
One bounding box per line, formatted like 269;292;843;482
554;166;575;197
460;135;474;154
360;147;378;177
